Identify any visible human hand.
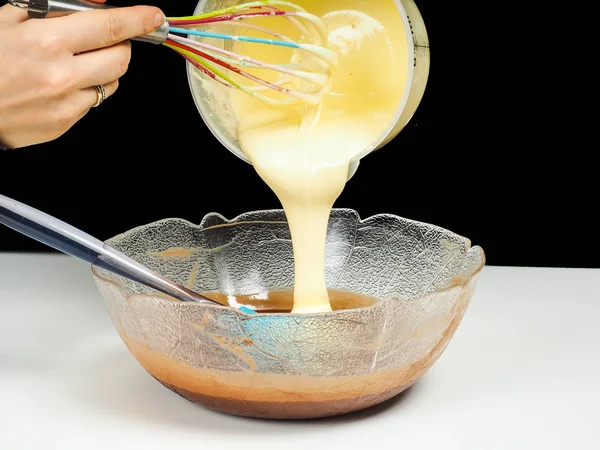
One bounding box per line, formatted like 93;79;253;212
0;1;164;149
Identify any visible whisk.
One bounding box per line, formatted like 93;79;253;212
8;0;338;105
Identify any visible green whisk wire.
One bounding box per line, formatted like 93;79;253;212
165;0;304;21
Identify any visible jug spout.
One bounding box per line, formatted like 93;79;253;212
347;159;360;181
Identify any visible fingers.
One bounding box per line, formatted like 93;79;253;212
62;80;119;128
53;6;165;55
83;79;119;109
53;80;119;131
49;80;118;142
73;40;131;88
4;79;119;148
0;3;28;23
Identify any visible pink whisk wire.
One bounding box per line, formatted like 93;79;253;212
168;10;293;26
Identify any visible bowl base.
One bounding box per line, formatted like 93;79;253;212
156;378;413;420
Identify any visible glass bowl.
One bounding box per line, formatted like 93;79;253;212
91;209;484;420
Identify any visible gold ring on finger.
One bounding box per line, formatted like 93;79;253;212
92;85;106;108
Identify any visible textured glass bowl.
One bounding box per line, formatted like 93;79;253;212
91;209;485;420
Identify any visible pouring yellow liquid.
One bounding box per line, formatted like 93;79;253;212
229;0;408;313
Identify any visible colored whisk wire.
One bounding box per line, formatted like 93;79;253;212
163;0;337;106
169;27;300;49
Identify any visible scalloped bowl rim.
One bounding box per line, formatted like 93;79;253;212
91;208;486;317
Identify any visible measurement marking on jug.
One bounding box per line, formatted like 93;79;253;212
407;15;430;66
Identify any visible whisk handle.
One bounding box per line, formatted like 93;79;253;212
28;0;109;18
14;0;169;44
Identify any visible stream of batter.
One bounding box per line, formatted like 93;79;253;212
229;0;408;313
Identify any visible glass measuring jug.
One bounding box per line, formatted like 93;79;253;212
187;0;430;179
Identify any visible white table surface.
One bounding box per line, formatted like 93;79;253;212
0;253;598;450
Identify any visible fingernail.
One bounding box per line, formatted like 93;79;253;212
154;11;165;27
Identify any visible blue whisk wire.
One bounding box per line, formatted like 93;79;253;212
168;27;301;49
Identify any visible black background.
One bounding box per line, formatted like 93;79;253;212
0;1;595;268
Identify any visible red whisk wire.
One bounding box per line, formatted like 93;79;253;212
168;10;288;26
165;38;291;96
